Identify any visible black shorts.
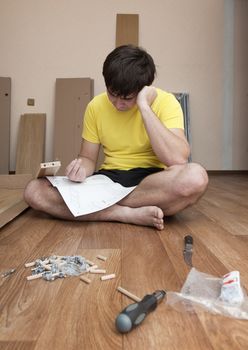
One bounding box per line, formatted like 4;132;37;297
94;167;163;187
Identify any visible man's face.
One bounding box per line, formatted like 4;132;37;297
107;90;137;111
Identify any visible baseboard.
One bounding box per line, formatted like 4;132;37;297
207;170;248;175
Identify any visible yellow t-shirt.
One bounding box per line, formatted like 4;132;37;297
82;88;184;170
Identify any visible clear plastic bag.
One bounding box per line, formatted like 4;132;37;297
167;268;248;320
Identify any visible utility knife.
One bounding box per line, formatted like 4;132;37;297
183;235;193;267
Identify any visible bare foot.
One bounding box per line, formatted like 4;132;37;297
76;204;165;229
115;205;165;230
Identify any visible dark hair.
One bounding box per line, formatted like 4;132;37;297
102;45;156;97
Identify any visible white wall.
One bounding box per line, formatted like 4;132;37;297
233;0;248;169
0;0;247;171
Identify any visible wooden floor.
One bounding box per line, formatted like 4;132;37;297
0;174;248;350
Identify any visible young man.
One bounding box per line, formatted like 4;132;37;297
24;45;208;230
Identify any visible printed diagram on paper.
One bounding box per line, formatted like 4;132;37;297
47;174;136;216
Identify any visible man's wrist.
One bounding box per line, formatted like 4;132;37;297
138;102;152;115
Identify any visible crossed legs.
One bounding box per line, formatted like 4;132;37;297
24;163;208;230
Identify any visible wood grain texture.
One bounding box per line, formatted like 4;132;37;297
0;174;32;228
116;14;139;47
0;174;247;350
34;249;121;350
15;114;46;177
0;174;32;189
53;78;93;175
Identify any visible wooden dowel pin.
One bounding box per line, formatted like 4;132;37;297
101;274;116;281
25;261;36;268
80;276;91;284
85;259;95;266
96;255;107;261
117;286;142;302
90;269;106;274
89;265;98;270
27;273;44;281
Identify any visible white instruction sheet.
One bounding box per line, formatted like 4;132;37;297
47;174;136;217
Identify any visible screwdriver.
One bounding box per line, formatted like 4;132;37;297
115;290;166;333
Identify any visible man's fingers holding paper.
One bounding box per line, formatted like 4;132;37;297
65;159;86;182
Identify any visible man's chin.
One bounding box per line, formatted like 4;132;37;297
116;106;128;111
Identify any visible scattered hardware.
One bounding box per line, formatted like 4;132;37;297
1;268;16;278
25;255;90;281
25;254;115;283
183;235;194;267
116;290;166;333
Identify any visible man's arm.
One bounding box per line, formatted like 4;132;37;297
65;139;100;182
136;86;190;166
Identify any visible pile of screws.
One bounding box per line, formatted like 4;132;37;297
25;255;90;281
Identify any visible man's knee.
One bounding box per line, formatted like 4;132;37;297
189;162;208;192
23;179;36;206
185;162;208;196
175;162;208;198
23;179;46;208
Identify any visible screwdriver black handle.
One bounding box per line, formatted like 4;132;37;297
115;290;166;333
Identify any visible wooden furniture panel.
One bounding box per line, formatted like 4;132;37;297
0;77;11;174
1;114;45;228
0;174;32;228
15;114;46;177
116;14;139;47
53;78;93;175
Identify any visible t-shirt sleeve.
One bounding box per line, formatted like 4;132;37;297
155;93;184;130
82;102;100;143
